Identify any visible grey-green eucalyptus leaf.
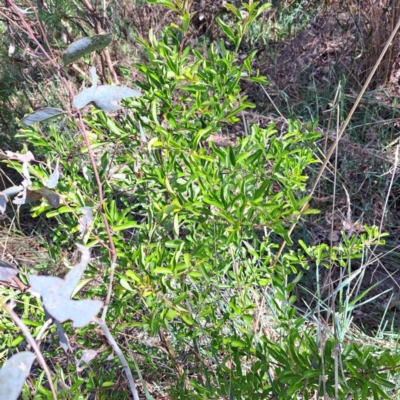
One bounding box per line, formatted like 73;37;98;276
0;186;22;214
21;108;64;126
73;67;141;111
46;160;60;189
92;85;141;111
0;259;18;281
0;352;36;400
29;244;102;328
62;34;112;65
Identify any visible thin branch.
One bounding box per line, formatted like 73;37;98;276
3;301;58;400
95;317;139;400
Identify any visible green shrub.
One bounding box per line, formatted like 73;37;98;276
1;1;397;399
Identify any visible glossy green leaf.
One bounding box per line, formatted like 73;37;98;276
230;340;246;348
216;18;236;43
112;221;141;232
153;267;173;275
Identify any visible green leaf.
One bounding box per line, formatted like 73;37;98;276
228;146;236;167
248;76;269;84
254;179;270;199
165;309;179;320
112;221;141;232
165;176;175;194
302;369;322;379
216;17;236;43
224;3;242;20
173;213;179;236
230;340;246;348
256;3;272;18
11;335;24;347
120;278;134;291
361;381;370;399
192;125;214;147
125;270;142;284
147;0;179;12
286;189;297;208
286;378;305;396
181;313;194;325
226;103;255;120
153;267;173;275
165;240;184;248
151;100;159;124
203;197;224;210
46;205;73;218
179;85;208;92
302;208;320;215
273;223;293;246
148;138;163;150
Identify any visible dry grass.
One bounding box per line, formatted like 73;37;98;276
0;226;54;271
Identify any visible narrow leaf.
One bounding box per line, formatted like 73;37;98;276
216;17;236;43
224;4;242;20
153;267;173;275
